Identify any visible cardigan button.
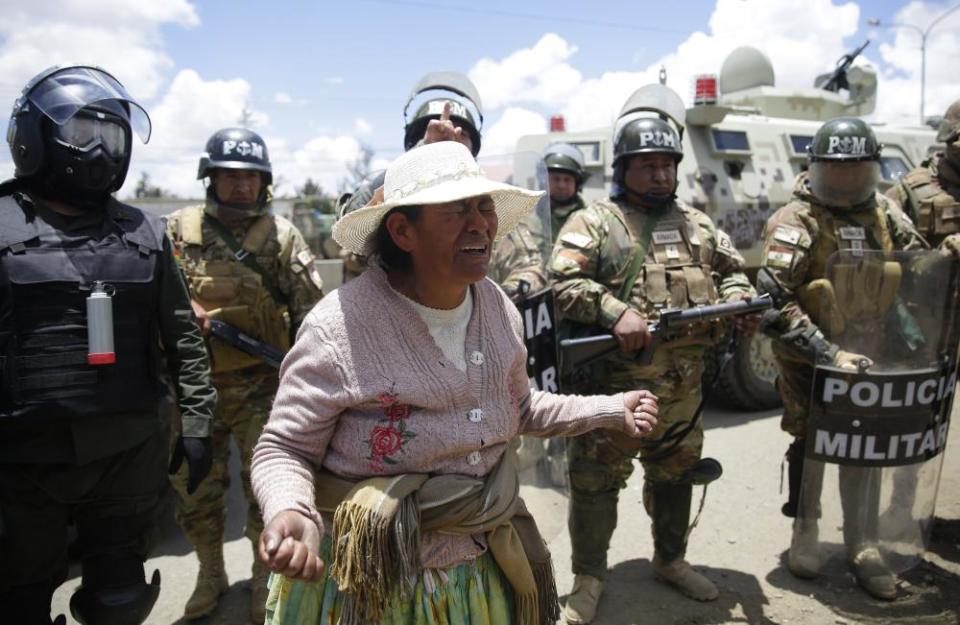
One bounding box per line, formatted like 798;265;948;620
468;408;483;423
469;351;485;366
467;451;482;465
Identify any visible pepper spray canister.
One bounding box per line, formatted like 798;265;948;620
87;281;116;365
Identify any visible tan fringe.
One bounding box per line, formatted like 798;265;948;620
329;497;423;624
532;556;560;625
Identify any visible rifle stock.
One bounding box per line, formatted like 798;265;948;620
560;294;772;375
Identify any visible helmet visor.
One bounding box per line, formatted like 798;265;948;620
52;113;128;158
27;67;151;143
809;161;879;208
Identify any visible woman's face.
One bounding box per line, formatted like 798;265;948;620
390;194;498;290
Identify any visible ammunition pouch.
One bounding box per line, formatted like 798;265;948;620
831;259;901;318
796;279;846;337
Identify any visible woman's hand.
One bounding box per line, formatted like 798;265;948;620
258;510;325;582
622;390;658;437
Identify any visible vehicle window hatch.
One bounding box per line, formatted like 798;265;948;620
711;129;750;154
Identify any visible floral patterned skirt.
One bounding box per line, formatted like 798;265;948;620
263;538;515;625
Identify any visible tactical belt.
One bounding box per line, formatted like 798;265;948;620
202;215;289;306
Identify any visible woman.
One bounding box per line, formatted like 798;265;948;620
251;141;659;625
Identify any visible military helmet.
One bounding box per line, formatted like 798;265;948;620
197;127;272;185
7;65;151;194
808;117;881;162
403;71;483;156
612;116;683;167
337;169;386;220
937;99;960;144
543;142;588;185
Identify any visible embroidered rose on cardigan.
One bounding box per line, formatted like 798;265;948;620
369;426;403;456
366;387;417;470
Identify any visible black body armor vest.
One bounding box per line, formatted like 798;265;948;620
0;194;165;421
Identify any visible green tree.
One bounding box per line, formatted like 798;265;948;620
134;172;174;199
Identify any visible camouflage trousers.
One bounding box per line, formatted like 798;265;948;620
171;365;278;548
771;338;825;438
567;345;706;579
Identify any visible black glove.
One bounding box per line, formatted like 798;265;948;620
168;436;213;495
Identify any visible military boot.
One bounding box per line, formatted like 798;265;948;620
250;556;270;624
184;543;229;619
652;556;719;601
562;574;603;624
644;482;717;601
787;518;820;579
850;546;897;600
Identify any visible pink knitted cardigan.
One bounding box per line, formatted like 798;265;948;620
251;265;626;569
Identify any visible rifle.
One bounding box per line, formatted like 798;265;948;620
817;40;870;93
209;320;285;369
559;294;773;375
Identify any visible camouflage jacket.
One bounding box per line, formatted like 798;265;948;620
488;194;585;297
886;153;960;247
761;173;927;335
548;196;754;331
165;202;324;372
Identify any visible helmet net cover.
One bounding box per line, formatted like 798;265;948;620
809;161;880;208
25;66;151;143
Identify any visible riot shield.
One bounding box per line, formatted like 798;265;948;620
478;152;567;540
798;249;959;574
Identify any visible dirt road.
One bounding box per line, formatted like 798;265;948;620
51;405;960;625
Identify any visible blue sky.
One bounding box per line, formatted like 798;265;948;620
0;0;956;198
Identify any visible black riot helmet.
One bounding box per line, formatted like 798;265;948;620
808;117;881;162
403;72;483;156
543;142;588;187
197;127;273;185
612;116;683;167
6;65;151;204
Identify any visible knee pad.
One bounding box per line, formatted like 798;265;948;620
69;570;160;625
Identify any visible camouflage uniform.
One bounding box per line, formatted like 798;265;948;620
489;195;584;297
760;173;927;437
165;200;323;553
886;153;960;248
548;195;753;578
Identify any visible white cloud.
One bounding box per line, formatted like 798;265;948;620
354;117;374;135
123;69;268;198
469;33;582;109
470;0;870;134
323;76;345;85
873;1;960;125
270;135;365;197
480;107;547;157
273;91;293;105
0;0;199;104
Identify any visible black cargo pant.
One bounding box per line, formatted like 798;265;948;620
0;426;169;624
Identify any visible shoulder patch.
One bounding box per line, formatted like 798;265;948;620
559;232;594;249
296;249;314;267
716;229;734;252
765;246;795;269
773;225;803;246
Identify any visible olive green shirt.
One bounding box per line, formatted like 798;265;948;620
0;192;215;464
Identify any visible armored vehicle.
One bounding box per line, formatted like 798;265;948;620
517;44;941;409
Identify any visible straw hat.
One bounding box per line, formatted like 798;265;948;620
332;141;544;256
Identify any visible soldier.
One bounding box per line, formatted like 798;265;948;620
550;110;756;623
886;99;960;248
0;65;215;625
759;117;927;599
165;128;324;623
489;142;589;298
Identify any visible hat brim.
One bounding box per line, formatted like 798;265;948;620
332;177;544;256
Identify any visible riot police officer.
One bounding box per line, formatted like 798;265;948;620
165;128;324;623
887;99;960;248
759;117;927;599
549;101;756;623
545;141;589;237
0;65;216;625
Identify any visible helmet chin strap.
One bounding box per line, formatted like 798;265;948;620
621;180;677;209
